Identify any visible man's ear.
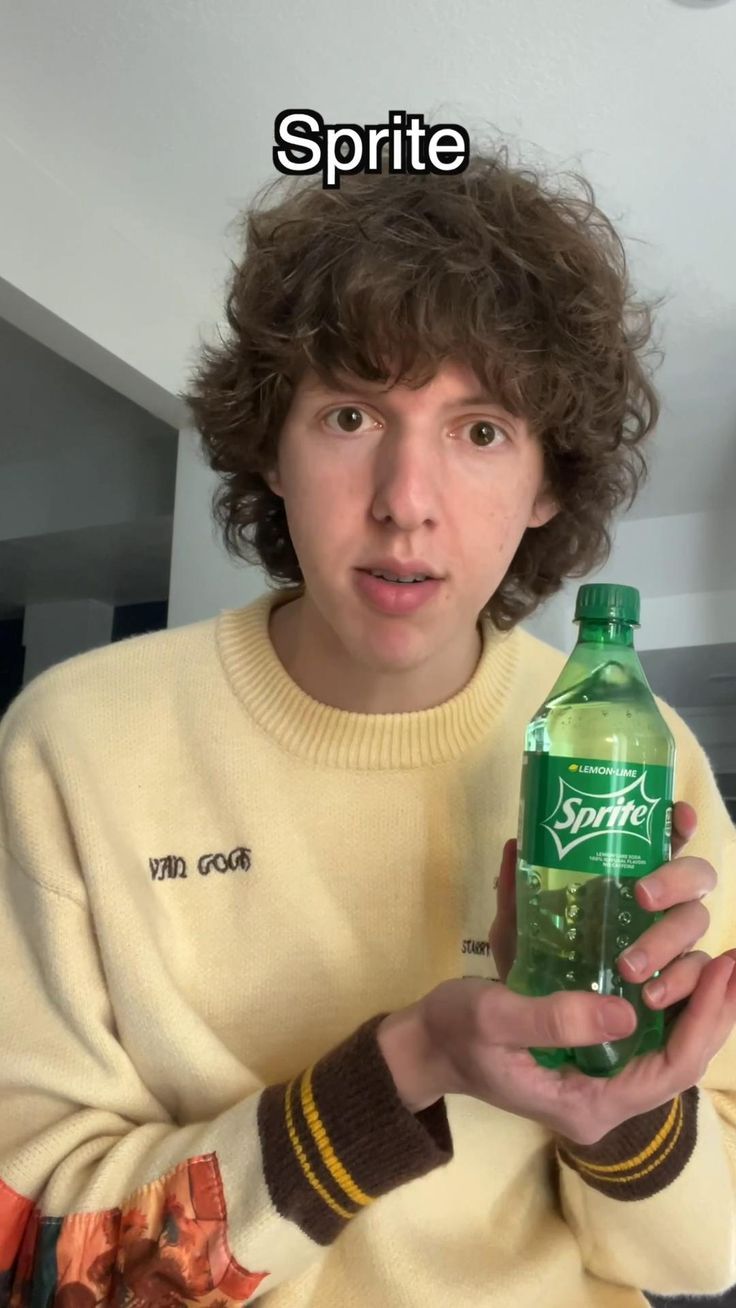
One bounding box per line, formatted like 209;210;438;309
528;486;559;530
264;465;283;498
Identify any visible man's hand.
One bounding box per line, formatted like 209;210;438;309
492;802;720;1009
377;802;736;1145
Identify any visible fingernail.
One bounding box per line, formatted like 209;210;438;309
645;979;665;1004
619;948;646;975
603;1001;636;1036
641;880;661;905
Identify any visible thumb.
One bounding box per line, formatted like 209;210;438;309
481;984;638;1051
488;838;518;984
496;838;517;924
670;800;698;859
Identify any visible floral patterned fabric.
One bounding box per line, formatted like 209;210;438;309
0;1154;268;1306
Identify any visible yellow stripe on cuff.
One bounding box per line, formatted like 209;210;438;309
566;1096;682;1176
568;1097;684;1185
283;1076;356;1221
300;1065;374;1209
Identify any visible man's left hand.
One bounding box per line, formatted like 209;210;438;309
616;801;722;1012
492;800;735;1023
485;800;736;1127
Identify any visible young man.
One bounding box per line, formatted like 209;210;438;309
1;152;735;1308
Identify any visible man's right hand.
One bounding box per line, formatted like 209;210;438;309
377;824;736;1146
377;950;735;1146
377;978;638;1143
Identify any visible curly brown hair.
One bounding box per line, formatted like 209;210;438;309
183;145;660;630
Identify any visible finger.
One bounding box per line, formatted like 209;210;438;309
483;986;637;1050
635;855;717;912
617;899;710;981
495;838;517;923
642;950;711;1009
488;839;517;982
670;801;698;860
664;954;736;1082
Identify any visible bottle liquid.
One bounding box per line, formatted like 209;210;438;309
507;583;675;1077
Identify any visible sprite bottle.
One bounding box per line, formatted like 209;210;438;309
507;583;675;1077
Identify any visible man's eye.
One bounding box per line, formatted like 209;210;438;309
325;406;372;434
465;420;507;448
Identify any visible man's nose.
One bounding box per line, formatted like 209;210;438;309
369;429;440;531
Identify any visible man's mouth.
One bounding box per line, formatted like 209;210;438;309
353;565;443;615
362;569;433;585
357;557;441;585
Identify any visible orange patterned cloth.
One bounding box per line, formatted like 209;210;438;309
0;1156;267;1306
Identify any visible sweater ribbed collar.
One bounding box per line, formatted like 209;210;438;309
216;589;519;770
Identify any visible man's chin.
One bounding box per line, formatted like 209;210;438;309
344;615;437;674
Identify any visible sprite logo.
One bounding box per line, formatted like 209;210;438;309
541;768;661;861
520;753;672;877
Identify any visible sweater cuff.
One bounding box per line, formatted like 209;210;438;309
557;1086;699;1201
257;1013;453;1245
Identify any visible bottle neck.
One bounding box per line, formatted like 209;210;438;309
575;619;636;648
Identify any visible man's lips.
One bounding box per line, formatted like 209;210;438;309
353;569;443;616
356;558;442;580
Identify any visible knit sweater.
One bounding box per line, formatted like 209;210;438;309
1;587;735;1308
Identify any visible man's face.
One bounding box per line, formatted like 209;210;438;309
266;359;557;683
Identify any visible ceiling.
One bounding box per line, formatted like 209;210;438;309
1;0;736;521
0;518;174;619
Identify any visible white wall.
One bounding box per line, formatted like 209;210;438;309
167;428;267;629
524;508;736;653
522;511;736;786
0;135;199;429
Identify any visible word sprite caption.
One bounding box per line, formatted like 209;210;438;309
273;109;470;189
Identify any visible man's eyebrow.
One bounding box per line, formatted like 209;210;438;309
302;376;383;396
302;381;509;410
442;394;504;409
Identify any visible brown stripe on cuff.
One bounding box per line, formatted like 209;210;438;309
257;1013;453;1245
557;1086;699;1201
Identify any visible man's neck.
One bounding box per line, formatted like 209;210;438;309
268;593;483;714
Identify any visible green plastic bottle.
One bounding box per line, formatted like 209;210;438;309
507;583;675;1077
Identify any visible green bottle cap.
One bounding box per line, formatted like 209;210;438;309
574;583;640;626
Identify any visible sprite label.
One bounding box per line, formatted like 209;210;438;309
520;753;673;877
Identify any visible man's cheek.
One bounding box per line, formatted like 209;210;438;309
491;512;517;554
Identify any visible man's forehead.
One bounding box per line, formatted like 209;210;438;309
297;360;491;400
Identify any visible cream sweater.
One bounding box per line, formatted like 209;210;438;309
1;588;735;1307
